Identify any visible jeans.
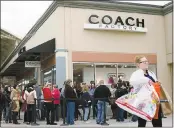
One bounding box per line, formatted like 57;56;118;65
54;104;59;121
131;115;138;122
12;112;18;123
3;108;6;119
40;102;46;120
96;100;106;124
44;102;55;124
27;104;35;123
0;109;2;122
116;106;124;121
84;107;89;121
5;106;11;122
66;102;75;125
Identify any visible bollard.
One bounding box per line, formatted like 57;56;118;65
31;99;39;126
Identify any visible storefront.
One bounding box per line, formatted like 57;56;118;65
0;1;173;97
73;62;157;85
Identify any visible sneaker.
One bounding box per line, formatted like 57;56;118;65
101;122;109;125
26;122;30;125
84;121;90;124
50;123;57;125
14;122;20;124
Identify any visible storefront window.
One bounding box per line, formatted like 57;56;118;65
43;66;56;85
117;64;136;81
73;62;157;85
73;63;95;84
95;64;117;85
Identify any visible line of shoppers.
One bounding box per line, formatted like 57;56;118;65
42;83;57;125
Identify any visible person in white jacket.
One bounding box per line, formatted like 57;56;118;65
129;55;162;127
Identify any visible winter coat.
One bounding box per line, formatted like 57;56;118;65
81;92;92;107
10;89;20;112
129;69;157;90
0;92;5;110
42;87;52;102
24;90;37;104
52;88;60;104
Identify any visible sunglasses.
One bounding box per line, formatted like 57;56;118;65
139;61;149;64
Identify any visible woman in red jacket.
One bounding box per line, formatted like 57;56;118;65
52;85;60;121
42;83;57;125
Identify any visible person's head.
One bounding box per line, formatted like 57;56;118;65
81;82;86;88
73;81;76;86
4;86;10;93
53;84;58;89
27;87;34;93
44;82;52;89
111;84;115;89
135;56;149;71
99;80;104;85
65;79;73;87
13;84;17;90
82;84;89;92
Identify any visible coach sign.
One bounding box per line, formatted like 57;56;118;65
84;15;148;33
25;61;41;68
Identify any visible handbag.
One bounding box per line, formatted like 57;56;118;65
10;100;17;111
21;101;27;112
116;83;159;121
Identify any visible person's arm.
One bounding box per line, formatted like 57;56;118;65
10;91;14;100
23;91;27;101
94;88;97;98
39;87;42;98
108;88;111;97
129;71;150;89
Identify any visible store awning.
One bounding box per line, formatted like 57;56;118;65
0;38;55;77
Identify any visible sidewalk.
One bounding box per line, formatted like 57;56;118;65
1;115;173;127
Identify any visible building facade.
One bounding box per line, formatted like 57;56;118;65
0;1;173;99
1;29;21;85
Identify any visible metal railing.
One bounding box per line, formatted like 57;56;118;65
0;97;170;127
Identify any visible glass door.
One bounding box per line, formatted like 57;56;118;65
95;63;117;86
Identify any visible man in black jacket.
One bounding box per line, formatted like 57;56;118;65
94;80;111;125
3;86;12;123
64;79;76;125
0;86;6;126
115;79;127;122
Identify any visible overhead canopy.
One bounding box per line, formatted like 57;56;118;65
0;38;55;77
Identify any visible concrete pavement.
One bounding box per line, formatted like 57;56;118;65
0;115;173;128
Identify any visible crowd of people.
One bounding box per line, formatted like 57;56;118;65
0;56;168;127
0;78;136;126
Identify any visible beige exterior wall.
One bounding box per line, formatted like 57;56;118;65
61;7;172;97
164;12;173;64
16;6;172;98
24;7;65;51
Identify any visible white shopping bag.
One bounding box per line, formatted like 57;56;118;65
115;84;159;121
